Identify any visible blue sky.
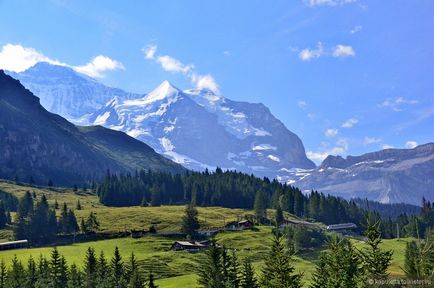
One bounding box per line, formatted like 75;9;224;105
1;0;433;163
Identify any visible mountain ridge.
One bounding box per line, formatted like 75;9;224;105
0;70;184;186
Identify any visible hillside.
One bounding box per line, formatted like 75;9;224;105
0;70;184;186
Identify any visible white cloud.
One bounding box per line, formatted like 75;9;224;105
143;43;220;93
303;0;357;7
0;43;124;78
325;128;338;138
298;100;307;109
156;55;194;74
0;43;65;72
333;45;355;57
299;42;324;61
307;137;348;163
74;55;125;78
142;44;157;60
341;117;359;128
191;73;219;93
363;137;381;145
223;51;231;56
350;25;363;34
379;97;419;112
307;113;317;120
382;144;395;149
405;141;418;149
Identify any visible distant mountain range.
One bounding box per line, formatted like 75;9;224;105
0;70;184;186
293;143;434;205
9;62;315;180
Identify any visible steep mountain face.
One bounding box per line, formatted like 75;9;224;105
10;63;315;179
294;143;434;205
7;62;138;122
0;70;184;186
88;81;315;178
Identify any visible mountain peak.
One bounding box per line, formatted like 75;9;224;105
143;80;180;103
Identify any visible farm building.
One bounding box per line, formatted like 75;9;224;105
326;223;357;233
0;240;28;251
170;241;209;251
225;220;254;231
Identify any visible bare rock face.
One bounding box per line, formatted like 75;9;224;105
294;144;434;205
0;70;184;186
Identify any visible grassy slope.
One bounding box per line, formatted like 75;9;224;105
0;180;411;287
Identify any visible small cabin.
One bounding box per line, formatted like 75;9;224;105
170;241;208;251
0;240;28;251
225;220;254;231
326;223;357;233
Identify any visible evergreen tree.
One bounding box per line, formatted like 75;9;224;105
150;184;161;207
239;258;258;288
404;241;419;277
68;264;83;288
76;200;82;210
110;247;126;288
0;260;6;288
260;231;302;288
83;247;97;288
254;189;267;224
49;247;69;288
197;240;224;288
7;255;26;288
181;204;200;239
310;237;362;288
359;214;393;285
85;212;100;233
17;191;33;219
148;273;158;288
26;256;37;288
96;251;111;288
275;206;284;226
35;256;50;288
0;201;7;229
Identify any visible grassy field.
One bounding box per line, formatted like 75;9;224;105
0;180;411;287
0;226;411;287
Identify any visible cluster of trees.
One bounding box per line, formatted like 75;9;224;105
97;169;366;226
0;247;158;288
13;192;99;245
197;215;394;288
0;190;18;229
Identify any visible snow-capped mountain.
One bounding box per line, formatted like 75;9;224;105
9;63;315;179
88;80;316;178
293;143;434;205
7;62;139;123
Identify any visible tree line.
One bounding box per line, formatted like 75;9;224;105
0;247;158;288
96;169;366;226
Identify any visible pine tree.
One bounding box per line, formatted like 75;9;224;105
148;273;158;288
404;241;419;277
181;204;200;239
310;236;361;288
0;260;6;288
83;247;97;288
85;212;100;233
197;240;224;288
260;231;302;288
240;258;258;288
275;206;284;226
35;256;51;288
26;256;37;288
150;184;161;207
76;200;82;210
0;201;7;229
49;247;68;288
254;189;267;224
360;214;393;285
68;264;83;288
110;247;126;288
7;255;26;288
96;251;111;288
